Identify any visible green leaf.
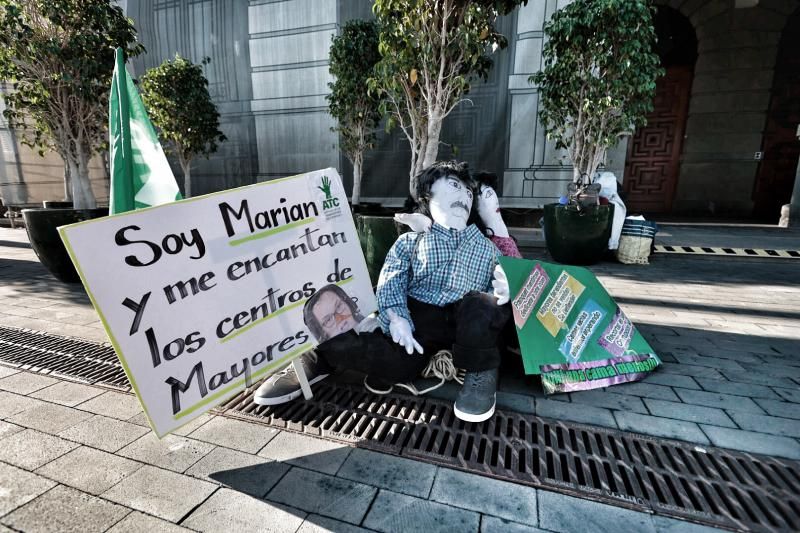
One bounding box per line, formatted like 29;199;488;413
0;0;144;165
531;0;662;179
139;54;226;162
371;0;528;180
326;19;382;165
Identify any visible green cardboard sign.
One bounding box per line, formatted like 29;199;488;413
499;257;660;394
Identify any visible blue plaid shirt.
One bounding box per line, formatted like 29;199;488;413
376;223;500;332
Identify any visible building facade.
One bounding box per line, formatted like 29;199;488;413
1;0;798;221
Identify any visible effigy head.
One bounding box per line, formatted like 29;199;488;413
415;161;476;231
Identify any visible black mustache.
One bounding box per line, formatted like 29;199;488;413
450;201;469;214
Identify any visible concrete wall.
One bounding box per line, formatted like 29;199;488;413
126;0;259;197
0;87;108;206
4;0;795;217
656;0;796;215
247;0;340;181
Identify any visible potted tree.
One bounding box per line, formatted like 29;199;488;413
326;20;389;285
327;20;381;208
139;55;226;198
0;0;144;281
530;0;662;265
369;0;527;199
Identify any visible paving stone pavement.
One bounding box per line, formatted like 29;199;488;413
0;367;720;532
1;226;799;531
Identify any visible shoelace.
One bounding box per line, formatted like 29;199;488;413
273;350;317;378
396;350;466;396
464;370;490;389
248;350;318;392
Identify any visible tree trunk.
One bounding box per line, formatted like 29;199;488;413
180;157;192;198
408;149;419;198
572;165;583;184
352;153;362;205
101;150;111;184
421;115;443;171
407;114;444;199
409;131;429;199
68;147;97;210
63;162;72;202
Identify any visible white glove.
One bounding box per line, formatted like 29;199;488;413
354;315;380;334
492;264;510;306
394;213;432;233
387;309;424;355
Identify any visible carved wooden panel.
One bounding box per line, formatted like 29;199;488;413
624;66;692;213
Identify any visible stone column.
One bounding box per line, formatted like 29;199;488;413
790;125;800;227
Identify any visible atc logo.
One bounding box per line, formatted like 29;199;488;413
317;176;339;209
314;174;342;220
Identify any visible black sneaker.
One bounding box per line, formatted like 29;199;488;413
253;351;328;405
453;368;497;422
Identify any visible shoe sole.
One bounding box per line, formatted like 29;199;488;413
252;373;329;406
453;399;496;423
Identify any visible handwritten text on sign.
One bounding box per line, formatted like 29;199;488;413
60;169;375;437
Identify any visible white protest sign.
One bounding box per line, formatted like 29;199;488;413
60;169;376;437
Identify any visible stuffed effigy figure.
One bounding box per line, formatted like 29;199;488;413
474;171;522;258
254;161;511;422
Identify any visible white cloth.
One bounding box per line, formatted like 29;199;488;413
491;264;509;305
394;213;431;233
387;309;423;355
596;172;626;250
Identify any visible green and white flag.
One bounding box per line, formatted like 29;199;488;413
109;47;181;215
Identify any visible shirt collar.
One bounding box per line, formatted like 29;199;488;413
430;222;482;243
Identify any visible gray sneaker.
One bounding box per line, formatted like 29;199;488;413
253;351;329;406
453;368;498;423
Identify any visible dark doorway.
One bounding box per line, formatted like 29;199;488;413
624;7;697;214
752;7;800;221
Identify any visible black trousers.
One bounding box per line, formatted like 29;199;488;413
316;292;511;383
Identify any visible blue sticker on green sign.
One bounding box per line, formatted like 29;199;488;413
558;299;605;362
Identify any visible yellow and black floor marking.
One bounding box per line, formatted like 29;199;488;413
654;244;800;259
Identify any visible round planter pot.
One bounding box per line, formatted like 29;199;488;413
350;202;388;216
543;203;614;265
22;207;109;283
354;214;403;287
42;201;74;209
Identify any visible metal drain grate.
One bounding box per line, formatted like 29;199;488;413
1;326;798;532
0;326;129;390
222;382;800;533
654;245;800;259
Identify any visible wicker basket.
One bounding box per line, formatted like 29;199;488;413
615;220;658;265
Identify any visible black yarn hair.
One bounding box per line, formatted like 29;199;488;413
414;160;478;225
473;170;499;192
302;284;363;342
472;170;500;237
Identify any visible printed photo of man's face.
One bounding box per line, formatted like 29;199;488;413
303;285;364;342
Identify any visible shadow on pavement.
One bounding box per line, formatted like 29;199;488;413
197;448;393;531
0;239;31;249
616;295;800;321
592;255;800;288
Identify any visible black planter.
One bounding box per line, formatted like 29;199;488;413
22;207;109;283
350;202;389;216
543;203;614;265
42;201;74;209
354;214;403;287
